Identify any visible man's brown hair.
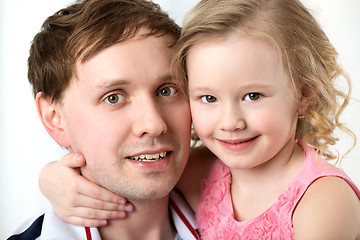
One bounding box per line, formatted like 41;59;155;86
28;0;180;103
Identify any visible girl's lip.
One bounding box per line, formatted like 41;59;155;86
217;136;259;151
218;136;258;144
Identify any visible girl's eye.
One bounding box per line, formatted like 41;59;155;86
244;92;262;101
158;86;177;97
200;95;217;103
104;93;125;104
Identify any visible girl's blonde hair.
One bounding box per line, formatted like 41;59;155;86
173;0;356;160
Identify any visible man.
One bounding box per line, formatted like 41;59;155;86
8;0;199;239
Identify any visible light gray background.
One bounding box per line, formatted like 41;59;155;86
1;0;359;237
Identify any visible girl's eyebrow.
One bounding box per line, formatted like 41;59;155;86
188;86;213;92
190;83;273;91
237;83;273;90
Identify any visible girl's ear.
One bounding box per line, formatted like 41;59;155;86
297;85;314;114
35;92;70;148
297;98;310;115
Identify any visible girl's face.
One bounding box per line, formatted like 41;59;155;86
187;34;301;170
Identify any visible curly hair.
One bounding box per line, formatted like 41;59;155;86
173;0;356;160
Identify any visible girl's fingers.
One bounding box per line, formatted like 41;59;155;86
65;216;109;228
39;152;134;228
73;193;134;212
75;177;128;205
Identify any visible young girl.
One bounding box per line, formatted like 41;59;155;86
39;0;360;238
173;0;360;238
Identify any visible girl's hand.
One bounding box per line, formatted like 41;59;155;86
38;153;134;227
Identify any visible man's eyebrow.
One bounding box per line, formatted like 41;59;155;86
93;79;130;90
92;74;175;91
158;74;174;82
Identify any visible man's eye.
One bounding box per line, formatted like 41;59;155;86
244;92;262;101
200;95;217;103
104;93;125;104
158;86;177;97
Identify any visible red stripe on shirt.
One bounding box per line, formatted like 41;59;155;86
169;197;200;240
85;227;92;240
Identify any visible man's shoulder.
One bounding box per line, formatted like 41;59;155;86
7;211;45;240
7;207;102;240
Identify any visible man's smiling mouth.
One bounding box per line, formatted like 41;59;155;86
128;151;167;162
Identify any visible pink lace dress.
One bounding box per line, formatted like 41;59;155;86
196;142;360;239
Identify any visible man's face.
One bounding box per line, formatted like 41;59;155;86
56;33;191;201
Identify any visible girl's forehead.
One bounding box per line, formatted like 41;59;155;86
187;34;290;85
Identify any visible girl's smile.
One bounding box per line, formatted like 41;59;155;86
216;136;260;152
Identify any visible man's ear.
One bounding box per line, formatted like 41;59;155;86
35;92;70;148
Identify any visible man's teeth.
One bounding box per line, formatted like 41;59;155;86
129;152;166;162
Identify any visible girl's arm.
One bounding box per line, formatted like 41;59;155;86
175;146;216;211
293;177;360;239
39;153;133;227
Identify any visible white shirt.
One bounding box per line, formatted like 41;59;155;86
8;190;200;240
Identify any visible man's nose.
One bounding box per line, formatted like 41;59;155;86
132;98;168;137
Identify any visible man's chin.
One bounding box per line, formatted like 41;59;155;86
115;180;176;202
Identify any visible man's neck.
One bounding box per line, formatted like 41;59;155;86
98;195;176;240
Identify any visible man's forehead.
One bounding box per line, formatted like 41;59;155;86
76;27;175;64
69;29;176;91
